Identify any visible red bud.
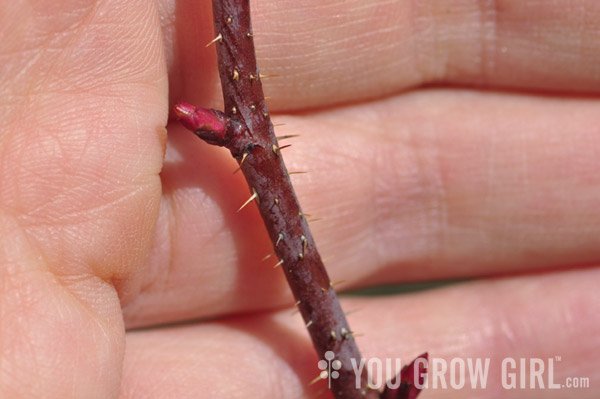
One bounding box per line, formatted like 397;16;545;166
174;102;228;146
381;353;428;399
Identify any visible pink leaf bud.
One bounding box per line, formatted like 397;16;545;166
174;102;228;146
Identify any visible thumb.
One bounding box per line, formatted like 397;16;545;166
0;1;166;397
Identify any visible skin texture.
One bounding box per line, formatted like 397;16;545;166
0;0;599;398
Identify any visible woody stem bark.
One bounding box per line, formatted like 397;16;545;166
174;1;428;398
205;0;376;398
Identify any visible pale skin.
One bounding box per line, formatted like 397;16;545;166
1;0;599;398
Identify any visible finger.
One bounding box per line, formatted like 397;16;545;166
0;0;166;397
0;0;167;279
123;89;600;328
162;0;600;111
120;267;600;398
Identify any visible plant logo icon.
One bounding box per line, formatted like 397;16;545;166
317;351;342;388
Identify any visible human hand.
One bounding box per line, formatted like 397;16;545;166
1;1;598;398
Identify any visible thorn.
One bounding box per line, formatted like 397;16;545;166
322;255;336;263
279;144;292;151
226;16;232;23
262;252;275;262
249;74;256;81
246;32;253;38
232;106;237;115
277;134;300;140
341;327;353;340
237;189;258;213
307;218;322;223
272;144;280;156
205;33;223;47
233;152;249;174
309;374;325;386
301;235;308;258
330;330;337;340
274;198;280;205
240;152;249;166
344;309;360;316
259;73;279;79
288;171;307;175
298;253;304;260
273;123;286;127
232;69;239;80
298;211;304;217
302;213;312;218
352;333;365;338
330;280;346;288
321;286;328;292
273;259;284;268
275;233;284;246
263;112;269;117
250;104;256;111
305;320;313;328
294;300;301;306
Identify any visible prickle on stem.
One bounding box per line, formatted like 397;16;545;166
276;134;299;140
206;33;223;47
237;189;259;213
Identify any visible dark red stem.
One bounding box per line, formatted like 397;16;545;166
174;1;427;398
208;1;375;397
